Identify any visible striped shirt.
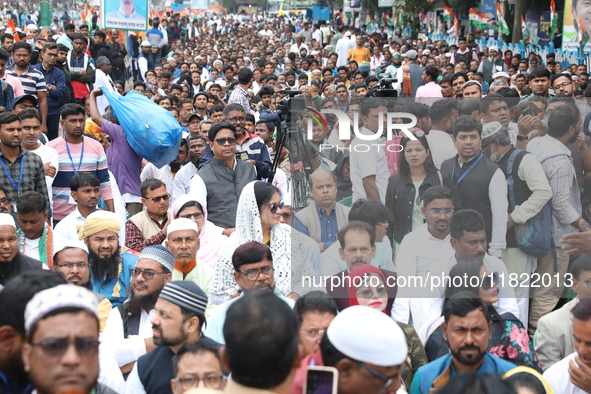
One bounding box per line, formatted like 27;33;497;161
6;65;47;97
47;137;113;221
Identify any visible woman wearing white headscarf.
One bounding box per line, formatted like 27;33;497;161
171;194;227;271
210;181;318;305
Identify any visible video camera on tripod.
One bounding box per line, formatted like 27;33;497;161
267;88;314;211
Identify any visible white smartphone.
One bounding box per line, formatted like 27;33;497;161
303;366;338;394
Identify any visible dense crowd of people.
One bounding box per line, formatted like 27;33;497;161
1;7;591;394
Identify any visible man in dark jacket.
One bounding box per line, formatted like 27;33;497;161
0;213;43;286
91;30;112;63
108;30;127;82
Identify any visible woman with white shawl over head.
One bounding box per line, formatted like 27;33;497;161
210;180;318;305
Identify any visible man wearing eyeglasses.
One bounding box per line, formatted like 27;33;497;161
52;242;112;330
189;122;257;231
170;339;226;393
197;103;272;180
22;284;121;394
102;245;174;377
204;241;294;345
126;178;173;252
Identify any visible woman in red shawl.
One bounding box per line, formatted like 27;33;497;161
346;265;428;391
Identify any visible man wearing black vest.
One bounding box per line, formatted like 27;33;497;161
125;280;213;394
481;122;552;331
440;116;508;258
450;37;478;66
189;122;257;232
102;245;174;377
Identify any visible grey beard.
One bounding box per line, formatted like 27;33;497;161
490;149;499;162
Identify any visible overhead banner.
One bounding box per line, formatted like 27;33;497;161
103;0;148;31
563;0;591;52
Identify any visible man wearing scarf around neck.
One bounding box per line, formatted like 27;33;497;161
79;209;139;307
165;218;214;314
16;191;54;268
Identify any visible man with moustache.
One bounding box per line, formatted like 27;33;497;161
16;191;54;268
124;281;212;394
325;220;398;315
204;241;295;344
0;213;42;286
410;295;515;393
396;186;456;331
52;241;113;332
102;245;174;376
54;172;124;245
477;46;507;84
164;218;213;298
481;122;552;328
80;209;139;307
527;104;591;335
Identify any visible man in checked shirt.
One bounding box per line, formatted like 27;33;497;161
0;112;49;211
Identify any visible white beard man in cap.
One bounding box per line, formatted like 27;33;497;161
102;245;175;377
124;280;215;394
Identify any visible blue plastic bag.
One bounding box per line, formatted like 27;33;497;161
102;89;182;169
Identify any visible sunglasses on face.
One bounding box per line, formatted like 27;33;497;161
30;338;100;358
267;202;284;214
481;271;500;290
145;194;170;203
214;138;237;146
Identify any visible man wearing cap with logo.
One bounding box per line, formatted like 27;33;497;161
125;280;213;394
79;209;139;307
292;305;408;394
410;295;515;393
481;121;552;328
52;240;113;332
102;245;174;375
165;218;213;297
396;49;424;97
22;284;118;394
477;46;507;85
0;212;42;286
136;41;154;83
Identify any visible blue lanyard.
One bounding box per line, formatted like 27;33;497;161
0;370;31;394
0;155;24;195
451;152;483;187
65;137;84;174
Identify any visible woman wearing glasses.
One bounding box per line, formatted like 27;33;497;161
385;131;451;249
345;264;428;391
422;259;542;371
210;181;317;305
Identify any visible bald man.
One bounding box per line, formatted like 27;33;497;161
0;213;43;285
294;169;350;252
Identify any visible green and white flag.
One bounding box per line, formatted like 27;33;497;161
497;3;510;36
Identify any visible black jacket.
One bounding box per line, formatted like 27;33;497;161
0;252;43;286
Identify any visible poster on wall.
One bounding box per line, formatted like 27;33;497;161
102;0;148;31
344;0;362;13
563;0;591;52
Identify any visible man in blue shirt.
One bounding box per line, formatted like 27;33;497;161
79;210;139;307
410;295;516;393
294;169;350;252
32;42;65;141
